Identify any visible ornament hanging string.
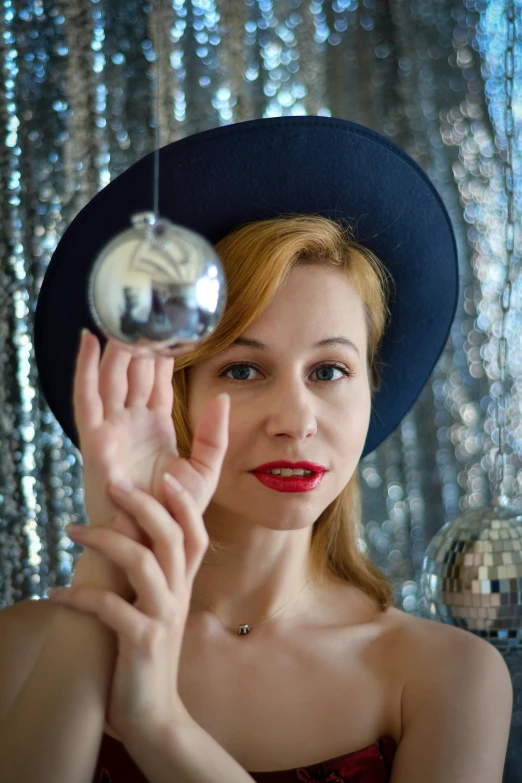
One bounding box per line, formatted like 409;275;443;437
493;0;516;508
153;0;161;219
87;0;227;357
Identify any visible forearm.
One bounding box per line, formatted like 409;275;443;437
124;714;256;783
0;552;132;783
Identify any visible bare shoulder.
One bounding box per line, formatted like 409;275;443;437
381;610;513;781
384;604;470;645
0;597;61;721
383;605;510;686
1;596;59;631
388;605;509;660
387;608;513;766
0;597;60;665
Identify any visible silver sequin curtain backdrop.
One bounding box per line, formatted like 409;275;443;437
2;0;522;777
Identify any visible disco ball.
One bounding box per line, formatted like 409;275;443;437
420;504;522;654
89;212;227;357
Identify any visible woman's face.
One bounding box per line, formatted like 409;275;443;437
186;265;372;535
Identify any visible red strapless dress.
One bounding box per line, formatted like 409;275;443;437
93;731;396;782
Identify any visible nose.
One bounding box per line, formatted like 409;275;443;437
263;379;318;440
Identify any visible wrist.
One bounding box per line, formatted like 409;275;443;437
72;550;135;602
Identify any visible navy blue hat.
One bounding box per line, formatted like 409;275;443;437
34;116;459;457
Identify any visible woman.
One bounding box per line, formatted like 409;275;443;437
3;117;512;783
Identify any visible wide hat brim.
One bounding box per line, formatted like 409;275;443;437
34;116;459;458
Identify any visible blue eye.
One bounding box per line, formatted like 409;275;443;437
218;362;354;383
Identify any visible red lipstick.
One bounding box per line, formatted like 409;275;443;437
252;461;327;473
250;461;327;493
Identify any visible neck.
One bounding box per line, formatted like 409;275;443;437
188;575;319;633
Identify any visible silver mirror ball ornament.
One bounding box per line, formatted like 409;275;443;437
89;212;227;357
420;504;522;654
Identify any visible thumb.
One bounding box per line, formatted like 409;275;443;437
156;393;229;513
189;393;230;493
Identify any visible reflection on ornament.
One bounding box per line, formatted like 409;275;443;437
420;505;522;654
88;212;227;356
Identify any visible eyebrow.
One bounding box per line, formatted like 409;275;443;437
225;336;361;358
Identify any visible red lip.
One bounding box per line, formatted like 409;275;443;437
251;461;327;473
251;471;325;493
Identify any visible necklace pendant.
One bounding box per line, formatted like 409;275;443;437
238;624;250;635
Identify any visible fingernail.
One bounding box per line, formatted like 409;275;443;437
163;473;182;492
81;328;91;340
65;523;82;533
217;393;230;403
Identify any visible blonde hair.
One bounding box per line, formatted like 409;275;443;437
172;214;396;612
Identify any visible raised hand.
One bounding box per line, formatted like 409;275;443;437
48;472;211;741
74;330;229;540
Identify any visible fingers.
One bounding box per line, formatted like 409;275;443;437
160;474;209;583
110;508;150;546
148;356;175;412
63;479;207;618
65;516;175;619
108;480;205;594
73;330;104;435
98;340;132;416
48;584;144;648
91;336;174;415
126;356;156;408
